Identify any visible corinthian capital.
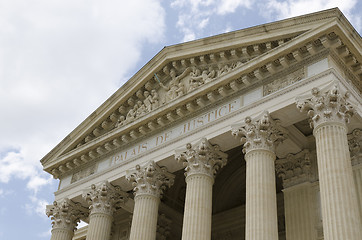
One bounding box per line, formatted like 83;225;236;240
175;138;228;179
83;181;128;216
275;149;312;188
231;111;287;154
126;161;175;199
348;129;362;166
46;198;87;231
296;83;354;129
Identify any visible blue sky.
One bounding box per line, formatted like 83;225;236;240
0;0;361;239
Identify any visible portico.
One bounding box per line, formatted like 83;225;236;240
42;8;362;240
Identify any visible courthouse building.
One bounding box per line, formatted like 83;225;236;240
41;8;362;240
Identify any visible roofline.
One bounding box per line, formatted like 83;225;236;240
41;7;360;167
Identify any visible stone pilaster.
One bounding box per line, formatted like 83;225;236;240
46;198;87;240
176;138;227;240
127;161;175;240
348;129;362;222
83;181;128;240
232;111;286;240
296;83;362;239
276;150;317;240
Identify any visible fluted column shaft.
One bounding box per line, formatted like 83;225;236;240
127;161;174;240
314;123;362;239
182;173;213;240
50;227;73;240
46;199;85;240
283;183;316;240
297;84;362;239
130;194;160;240
87;212;113;240
232;111;286;240
353;165;362;222
176;138;228;240
83;181;128;240
245;149;279;240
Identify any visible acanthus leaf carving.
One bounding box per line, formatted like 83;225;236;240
156;214;172;240
82;181;129;216
296;82;355;129
231;111;287;154
348;128;362;166
46;198;88;232
175;138;228;179
126;161;175;199
275;149;312;188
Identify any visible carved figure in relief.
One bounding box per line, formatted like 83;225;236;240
115;115;126;128
125;108;136;124
136;100;146;117
218;63;231;76
231;61;243;69
188;66;216;92
159;68;190;101
143;91;153;112
150;89;159;110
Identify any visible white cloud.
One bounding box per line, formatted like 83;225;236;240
199;18;210;29
0;3;167;234
217;0;253;15
0;0;166;194
262;0;361;32
27;175;52;194
171;0;257;42
25;195;50;218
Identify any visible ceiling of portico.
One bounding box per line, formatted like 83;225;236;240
41;8;362;180
160;145;284;215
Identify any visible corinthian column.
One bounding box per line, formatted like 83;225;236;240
296;84;362;239
275;150;317;240
83;181;128;240
127;161;175;240
348;129;362;222
176;138;228;240
46;198;87;240
232;111;286;240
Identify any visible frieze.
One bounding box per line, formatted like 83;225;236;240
71;164;96;183
74;35;300;150
111;98;241;166
50;31;348;179
263;68;305;96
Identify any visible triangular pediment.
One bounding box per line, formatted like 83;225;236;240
41;8;362;178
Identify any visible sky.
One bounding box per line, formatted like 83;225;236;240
0;0;361;239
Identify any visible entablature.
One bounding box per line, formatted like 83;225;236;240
41;9;362;182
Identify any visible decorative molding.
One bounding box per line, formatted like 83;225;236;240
231;111;287;154
275;149;312;188
175;138;228;179
54;68;349;195
45;30;359;182
46;198;88;232
71;164;96;183
348;128;362;166
126;161;175;199
156;214;172;240
296;82;355;130
263;68;305;96
82;181;128;216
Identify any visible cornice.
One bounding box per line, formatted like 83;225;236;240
41;9;361;179
54;68;346;198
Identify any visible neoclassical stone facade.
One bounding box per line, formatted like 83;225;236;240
42;8;362;240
